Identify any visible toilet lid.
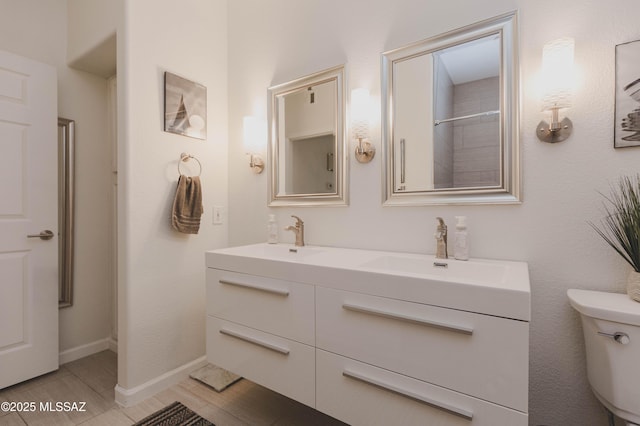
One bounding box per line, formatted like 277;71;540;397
568;289;640;326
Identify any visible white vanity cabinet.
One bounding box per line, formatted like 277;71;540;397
315;286;529;412
206;244;530;426
316;350;527;426
315;287;528;425
205;268;316;407
206;269;314;345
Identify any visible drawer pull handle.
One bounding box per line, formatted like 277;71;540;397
219;328;290;355
343;369;473;421
219;279;290;297
342;303;473;335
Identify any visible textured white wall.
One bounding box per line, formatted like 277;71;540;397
0;0;113;354
118;0;228;389
67;0;119;63
66;0;120;78
227;0;640;424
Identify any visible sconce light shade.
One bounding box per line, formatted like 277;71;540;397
537;37;575;143
351;88;375;163
243;116;263;152
351;88;370;139
541;37;575;111
243;116;265;173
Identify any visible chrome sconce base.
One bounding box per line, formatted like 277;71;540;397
536;117;573;143
249;154;264;174
355;138;375;163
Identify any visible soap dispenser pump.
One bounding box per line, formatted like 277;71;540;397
454;216;469;261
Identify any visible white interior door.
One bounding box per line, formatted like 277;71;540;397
0;50;58;389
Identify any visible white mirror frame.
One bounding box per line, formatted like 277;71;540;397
268;65;348;207
382;11;521;206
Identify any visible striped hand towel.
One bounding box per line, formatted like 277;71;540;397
171;175;203;234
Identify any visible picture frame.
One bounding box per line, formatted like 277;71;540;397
164;71;207;140
614;40;640;148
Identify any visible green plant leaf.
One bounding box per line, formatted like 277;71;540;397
590;175;640;272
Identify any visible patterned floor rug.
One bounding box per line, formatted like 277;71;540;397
132;401;214;426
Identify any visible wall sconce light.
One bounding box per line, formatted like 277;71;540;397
537;37;575;143
243;116;264;174
351;88;376;163
247;153;264;174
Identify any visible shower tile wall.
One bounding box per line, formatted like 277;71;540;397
452;77;500;188
433;59;454;189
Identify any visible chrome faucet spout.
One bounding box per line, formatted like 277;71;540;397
435;217;448;259
285;215;305;247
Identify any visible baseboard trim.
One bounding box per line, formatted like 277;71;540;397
108;338;118;353
114;356;207;407
59;338;113;365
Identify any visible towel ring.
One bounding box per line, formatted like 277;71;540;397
178;152;202;177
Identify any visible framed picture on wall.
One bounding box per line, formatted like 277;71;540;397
164;71;207;140
615;40;640;148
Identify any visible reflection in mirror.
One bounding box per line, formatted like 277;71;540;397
432;35;500;190
382;12;520;205
58;118;74;308
281;81;336;194
268;65;347;206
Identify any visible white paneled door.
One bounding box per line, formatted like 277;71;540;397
0;50;58;389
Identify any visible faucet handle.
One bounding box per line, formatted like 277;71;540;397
291;215;304;225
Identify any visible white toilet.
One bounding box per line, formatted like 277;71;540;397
568;289;640;426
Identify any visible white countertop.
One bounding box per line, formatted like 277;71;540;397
206;243;531;321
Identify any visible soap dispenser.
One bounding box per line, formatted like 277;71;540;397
454;216;469;260
267;214;278;244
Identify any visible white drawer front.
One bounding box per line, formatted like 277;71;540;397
316;287;528;411
317;349;527;426
207;269;314;345
206;316;315;407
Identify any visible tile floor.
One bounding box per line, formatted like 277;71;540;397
0;351;346;425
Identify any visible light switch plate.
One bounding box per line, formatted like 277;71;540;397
213;206;224;225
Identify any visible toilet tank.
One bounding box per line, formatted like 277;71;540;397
568;289;640;424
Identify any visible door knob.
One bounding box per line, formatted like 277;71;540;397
27;230;54;241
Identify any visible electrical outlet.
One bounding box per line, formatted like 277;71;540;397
213;206;224;225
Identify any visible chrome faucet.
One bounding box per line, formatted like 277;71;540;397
435;217;448;259
285;215;305;247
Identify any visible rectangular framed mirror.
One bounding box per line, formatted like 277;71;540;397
268;65;348;206
382;11;520;205
58;118;74;308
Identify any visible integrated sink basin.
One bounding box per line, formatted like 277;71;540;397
358;255;509;287
217;243;326;261
206;243;530;321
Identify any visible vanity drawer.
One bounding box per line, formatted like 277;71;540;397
316;349;527;426
206;316;315;407
207;269;314;345
316;287;528;411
